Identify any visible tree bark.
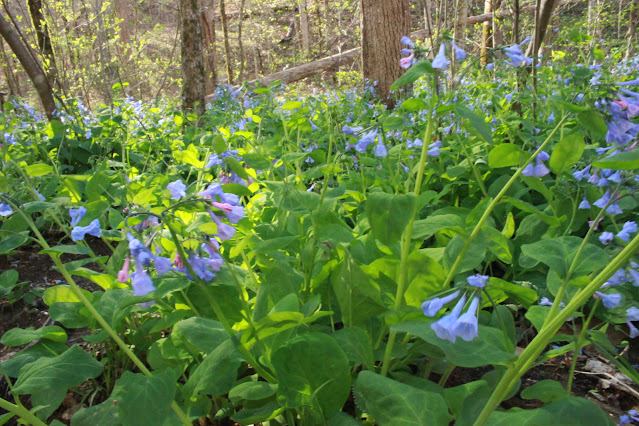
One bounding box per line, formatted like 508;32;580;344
627;0;639;58
453;0;468;46
237;0;246;81
0;11;55;120
200;1;218;92
526;0;558;58
180;0;206;118
360;0;410;107
480;0;492;67
219;0;233;85
0;36;21;96
298;0;310;57
27;0;60;89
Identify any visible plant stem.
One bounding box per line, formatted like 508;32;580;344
0;397;47;426
380;92;436;377
473;231;639;425
443;116;568;288
567;299;599;392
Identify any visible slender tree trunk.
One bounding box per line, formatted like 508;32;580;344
627;0;639;58
492;0;503;48
0;37;21;96
219;0;233;85
115;0;133;89
92;0;117;103
298;0;310;57
27;0;60;90
0;12;56;120
587;0;596;37
361;0;410;107
513;0;520;43
526;0;558;58
453;0;467;45
180;0;206;118
200;1;218;92
237;0;246;81
480;0;492;67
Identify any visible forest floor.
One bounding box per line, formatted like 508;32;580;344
1;242;638;424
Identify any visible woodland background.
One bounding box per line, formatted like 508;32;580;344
0;0;638;113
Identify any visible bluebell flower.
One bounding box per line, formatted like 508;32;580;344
627;307;639;321
167;180;187;200
451;41;466;61
431;294;467;343
212;201;244;224
594;291;622;309
504;44;530;67
617;221;637;242
128;236;154;266
546;112;555;123
309;119;318;131
432;44;450;69
467;274;489;288
206;154;223;168
154;256;172;275
486;63;494;70
207;209;236;241
69;206;87;227
189;254;216;281
422;290;461;317
599;232;614;245
355;130;378;153
374;134;388;158
400;36;414;48
452;296;480;342
35;190;45;201
198;183;225;200
71;219;101;241
628;269;639;286
616;79;639;86
593;190;611;208
539;297;553;306
578;196;591;209
130;269;156;306
0;202;12;216
342;124;363;135
427;141;442;157
627;322;639;338
400;54;416;69
522;150;551;178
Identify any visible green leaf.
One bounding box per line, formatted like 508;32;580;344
549;133;584;174
365;192;416;246
592;150;639;170
0;341;68;378
454;104;493;144
489;278;538;307
40;245;91;256
520;236;608;279
520;380;568;403
488;144;523;168
224;156;250;180
272;333;351;420
1;326;67;346
392;321;516;367
487;396;609;425
43;285;94;306
330;252;385;327
25;163;54;177
281;101;303;110
174;317;228;354
183;339;242;398
381;116;405;130
0;270;19;295
354;371;450;426
231;401;283;425
13;346;103;395
390;60;434;90
577;110;607;139
412;214;464;240
401;98;426;112
0;232;30;254
443;233;487;274
71;397;120;426
333;327;375;371
228;381;277;403
111;370;177;425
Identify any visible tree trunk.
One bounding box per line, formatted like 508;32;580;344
360;0;410;107
298;0;310;57
180;0;206;118
219;0;233;85
200;1;218;92
115;0;133;89
480;0;492;67
0;12;55;120
526;0;558;58
492;0;503;48
587;0;596;36
0;37;21;96
237;0;246;81
27;0;60;89
92;0;118;103
453;0;468;46
627;0;639;58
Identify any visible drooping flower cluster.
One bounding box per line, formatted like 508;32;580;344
398;36;466;71
68;206;102;242
422;274;489;343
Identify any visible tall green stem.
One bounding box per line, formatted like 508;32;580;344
0;397;47;426
474;232;639;425
442;116;568;287
380;92;437;377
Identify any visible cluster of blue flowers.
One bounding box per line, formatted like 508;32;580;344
114;181;244;306
399;36;466;71
422;274;489;343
